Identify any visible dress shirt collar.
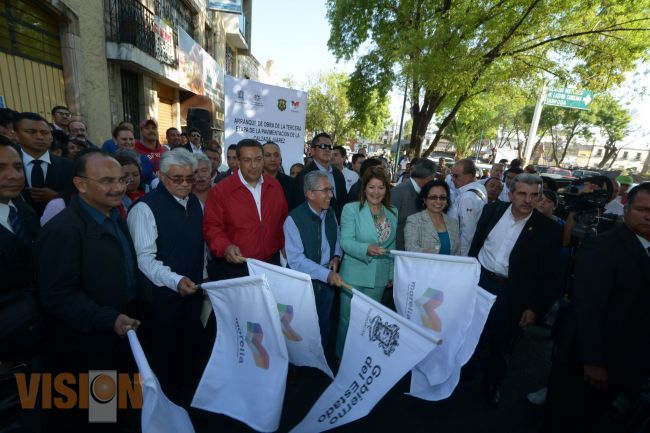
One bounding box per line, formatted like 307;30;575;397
409;177;421;193
22;150;51;166
237;168;263;188
307;203;327;220
0;200;14;229
507;204;533;224
314;160;332;174
636;233;650;254
78;196;120;223
190;143;202;152
458;180;482;194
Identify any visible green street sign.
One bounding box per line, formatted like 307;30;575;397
544;88;593;110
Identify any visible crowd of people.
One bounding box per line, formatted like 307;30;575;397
0;105;648;433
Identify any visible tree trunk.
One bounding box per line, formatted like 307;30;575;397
597;142;618;168
410;88;445;156
422;94;468;158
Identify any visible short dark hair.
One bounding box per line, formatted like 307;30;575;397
263;141;280;150
332;145;347;158
455;159;476;176
411;159;437;179
484;177;502;189
0;108;16;128
235;138;263;158
204;146;220;155
352;153;365;165
626;182;650;206
417;179;452;212
51;105;69;116
112;125;133;138
166;127;179;136
13;112;49;126
542;189;559;207
51;130;69;154
510;158;522;168
227;144;237;152
359;157;382;178
311;132;331;147
188;127;201;136
72;148;112;179
504;167;523;181
0;133;20;153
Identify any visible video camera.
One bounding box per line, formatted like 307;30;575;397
557;176;614;241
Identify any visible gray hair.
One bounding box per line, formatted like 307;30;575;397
194;152;212;173
114;148;141;167
411;159;437;179
160;148;197;175
510;173;543;193
303;170;329;196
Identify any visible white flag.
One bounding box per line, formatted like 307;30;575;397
409;286;496;400
392;250;481;386
126;330;195;433
247;259;334;378
191;276;289;432
289;289;439;433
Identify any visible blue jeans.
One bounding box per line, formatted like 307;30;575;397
312;280;335;350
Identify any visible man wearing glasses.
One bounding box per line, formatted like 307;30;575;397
295;132;348;220
127;148;205;405
50;105;71;134
185;128;204;154
37;148;141;429
204;139;288;280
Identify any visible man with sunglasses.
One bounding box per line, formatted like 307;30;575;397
184;128;204;154
127;148;205;405
295;132;348;220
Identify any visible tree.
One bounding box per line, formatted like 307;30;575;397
545;106;593;166
592;95;632;168
327;0;650;158
305;72;390;144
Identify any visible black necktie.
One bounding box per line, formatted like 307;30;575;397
8;205;28;243
31;160;45;188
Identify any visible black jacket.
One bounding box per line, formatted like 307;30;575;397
0;199;40;291
295;161;348;220
557;224;650;388
21;151;73;215
469;202;562;319
35;197;139;360
276;171;299;210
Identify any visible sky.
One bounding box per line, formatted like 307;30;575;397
251;1;649;150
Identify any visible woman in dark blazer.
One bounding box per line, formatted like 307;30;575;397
404;179;460;255
336;166;398;357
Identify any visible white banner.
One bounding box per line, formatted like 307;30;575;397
408;286;496;400
192;276;288;432
127;330;195;433
289;289;439;433
247;259;333;378
392;251;481;387
225;75;307;173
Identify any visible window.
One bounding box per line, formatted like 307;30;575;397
225;45;233;76
621;151;628;160
635;152;641;161
121;70;141;138
595;149;602;156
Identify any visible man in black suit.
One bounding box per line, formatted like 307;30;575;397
14;112;72;216
184;127;204;153
295;132;347;219
542;182;650;433
468;173;562;406
263;141;298;209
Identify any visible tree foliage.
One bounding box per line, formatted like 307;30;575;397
327;0;650;158
591;94;632;168
305;72;391;144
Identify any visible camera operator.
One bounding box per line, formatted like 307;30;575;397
560;176;614;248
542;182;650;433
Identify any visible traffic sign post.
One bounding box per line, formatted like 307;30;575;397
544;88;593;110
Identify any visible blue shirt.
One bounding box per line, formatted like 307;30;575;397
102;139;118;154
284;204;343;283
79;198;137;300
438;231;451;255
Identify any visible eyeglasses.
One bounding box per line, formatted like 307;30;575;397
311;187;334;194
163;173;195;185
55;111;71;117
426;195;448;201
312;143;333;150
78;176;130;187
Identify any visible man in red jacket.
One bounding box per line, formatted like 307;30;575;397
204;139;288;280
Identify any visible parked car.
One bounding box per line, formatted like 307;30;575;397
545;167;575;179
572;169;601;179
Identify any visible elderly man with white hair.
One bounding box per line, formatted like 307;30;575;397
127;148;205;406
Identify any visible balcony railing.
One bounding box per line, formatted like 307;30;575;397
105;0;178;67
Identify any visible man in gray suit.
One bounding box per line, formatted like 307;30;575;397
391;158;437;250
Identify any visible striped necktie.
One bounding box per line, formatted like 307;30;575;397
8;205;28;243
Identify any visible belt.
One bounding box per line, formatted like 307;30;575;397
481;267;509;283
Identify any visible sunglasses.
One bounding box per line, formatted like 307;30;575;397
312;143;332;150
426;195;448;201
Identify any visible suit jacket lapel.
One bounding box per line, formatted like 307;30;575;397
361;204;379;244
619;224;650;283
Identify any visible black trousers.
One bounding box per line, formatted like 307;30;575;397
206;252;281;281
142;287;202;407
476;269;518;387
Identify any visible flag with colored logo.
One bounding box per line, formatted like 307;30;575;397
408;286;496;400
392;251;482;388
289;289;439;433
191;276;288;432
247;259;333;378
127;330;195;433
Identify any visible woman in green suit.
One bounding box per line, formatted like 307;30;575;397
336;166;398;358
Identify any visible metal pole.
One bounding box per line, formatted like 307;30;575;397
524;81;547;165
393;80;409;177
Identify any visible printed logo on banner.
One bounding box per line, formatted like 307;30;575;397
290;100;300;112
277;304;303;342
365;315;400;356
237;90;245;100
417;288;444;332
246;322;270;369
277;98;287;111
253;94;263;106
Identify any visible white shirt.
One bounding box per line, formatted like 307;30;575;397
445;174;458;204
127;196;208;292
190;143;203;153
342;167;359;192
604;197;625;216
22;151;51;187
409;177;422;193
499;183;511;202
448;180;487;256
637;234;650;256
238;169;263;220
478;205;532;277
0;201;16;233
